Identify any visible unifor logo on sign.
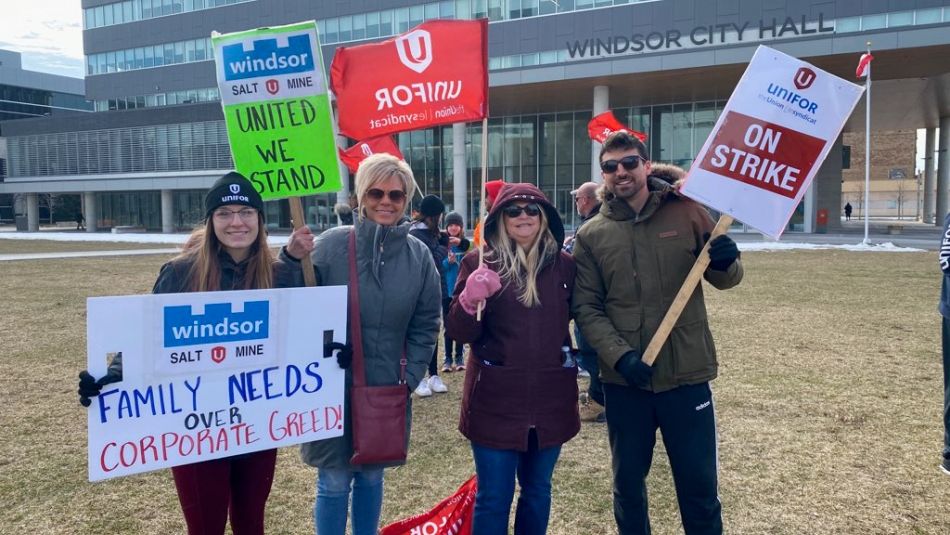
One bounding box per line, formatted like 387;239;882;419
222;34;314;81
793;67;816;90
396;29;433;73
163;301;269;347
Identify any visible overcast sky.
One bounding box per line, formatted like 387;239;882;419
1;0;85;78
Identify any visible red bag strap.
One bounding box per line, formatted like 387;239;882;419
348;230;406;387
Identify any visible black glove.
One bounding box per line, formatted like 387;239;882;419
78;368;122;407
324;342;352;369
705;233;739;272
615;350;653;389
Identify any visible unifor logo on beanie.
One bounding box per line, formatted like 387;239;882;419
229;184;241;194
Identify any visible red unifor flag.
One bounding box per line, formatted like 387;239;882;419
855;52;873;78
338;136;404;173
587;111;648;144
379;475;477;535
330;19;488;140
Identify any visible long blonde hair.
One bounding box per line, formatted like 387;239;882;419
486;207;558;307
176;215;274;292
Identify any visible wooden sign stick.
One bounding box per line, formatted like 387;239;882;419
288;197;317;287
641;214;734;366
476;116;489;321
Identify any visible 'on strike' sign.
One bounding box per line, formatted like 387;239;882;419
681;46;863;238
86;286;346;481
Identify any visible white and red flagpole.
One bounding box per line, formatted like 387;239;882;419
857;43;874;244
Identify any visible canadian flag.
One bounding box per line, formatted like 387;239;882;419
587;111;648;144
338;136;405;173
855;52;874;78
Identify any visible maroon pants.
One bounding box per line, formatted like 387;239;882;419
171;449;277;535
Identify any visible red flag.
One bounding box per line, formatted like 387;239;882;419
379;475;477;535
855;52;873;78
331;19;488;140
587;111;647;144
338;136;404;173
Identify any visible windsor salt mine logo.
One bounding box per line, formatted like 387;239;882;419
222;34;314;82
396;29;432;73
164;301;269;347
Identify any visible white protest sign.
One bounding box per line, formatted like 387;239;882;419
86;286;346;481
680;45;864;239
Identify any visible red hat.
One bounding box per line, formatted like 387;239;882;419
485;180;506;205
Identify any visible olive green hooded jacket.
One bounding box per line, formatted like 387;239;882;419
572;178;743;393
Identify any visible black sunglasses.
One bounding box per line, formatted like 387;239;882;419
365;188;407;203
502;203;542;218
600;155;646;174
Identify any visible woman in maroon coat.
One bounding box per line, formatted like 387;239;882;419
446;182;579;535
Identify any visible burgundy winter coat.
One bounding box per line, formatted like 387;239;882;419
446;183;580;452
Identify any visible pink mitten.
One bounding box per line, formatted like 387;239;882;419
459;266;502;315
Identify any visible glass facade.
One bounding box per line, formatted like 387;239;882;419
86;37;212;76
93;87;219;112
84;0;254;29
0;85;92;124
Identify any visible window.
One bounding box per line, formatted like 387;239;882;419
861;14;886;30
352;13;366;40
195;38;207;61
426;2;440;20
325;18;338;43
487;0;503;20
142;0;152;18
380;10;393;35
174;41;184;63
395;7;411;33
440;1;455;18
366;12;380;37
144;46;155;67
456;0;471;19
185;39;196;62
835;16;860;32
123;1;133;22
887;11;913;26
410;5;425;27
915;8;942;24
164;43;175;65
522;0;539;17
339;16;352;42
104;5;114;25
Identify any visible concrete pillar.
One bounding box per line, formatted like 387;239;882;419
924;127;936;224
804;180;816;233
26;193;39;232
161;189;174;233
813;135;844;232
453;122;468;227
83;191;98;232
938;119;950;223
591;85;609;183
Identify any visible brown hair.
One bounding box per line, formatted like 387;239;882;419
174;215;274;292
599;131;648;162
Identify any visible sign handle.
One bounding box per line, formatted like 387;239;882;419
476;117;489;321
641;214;734;366
289;197;317;287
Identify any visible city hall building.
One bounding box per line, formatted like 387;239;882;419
1;0;949;233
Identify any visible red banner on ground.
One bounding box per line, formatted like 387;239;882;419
331;19;488;140
379;475;477;535
587;111;647;143
338;136;405;173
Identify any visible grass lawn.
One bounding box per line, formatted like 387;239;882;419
0;239;179;254
0;249;947;534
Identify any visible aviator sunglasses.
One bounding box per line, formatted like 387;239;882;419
502;203;542;218
600;155;646;174
365;188;407;203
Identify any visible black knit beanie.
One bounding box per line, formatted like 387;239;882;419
205;172;264;217
419;195;446;218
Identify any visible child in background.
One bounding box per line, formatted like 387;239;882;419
442;211;471;372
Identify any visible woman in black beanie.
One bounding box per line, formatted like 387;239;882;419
78;171;314;535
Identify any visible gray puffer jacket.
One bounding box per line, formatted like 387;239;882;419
290;216;442;470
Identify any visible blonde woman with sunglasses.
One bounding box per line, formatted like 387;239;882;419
445;182;580;535
284;153;441;535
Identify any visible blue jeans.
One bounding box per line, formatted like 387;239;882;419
942;316;950;460
470;435;562;535
314;467;384;535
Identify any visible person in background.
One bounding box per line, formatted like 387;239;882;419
283;153;441;535
573;131;742;534
441;211;471;373
409;194;450;397
446;182;579;535
78;172;316;535
938;212;950;475
335;202;354;225
844;202;853;222
75;211;86;230
472;179;506;248
567;181;605;424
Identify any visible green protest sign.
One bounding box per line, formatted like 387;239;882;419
212;21;341;200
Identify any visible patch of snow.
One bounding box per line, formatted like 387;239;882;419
737;241;924;252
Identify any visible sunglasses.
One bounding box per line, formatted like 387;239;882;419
600;155;646;174
502;203;542;218
365;188;407;203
